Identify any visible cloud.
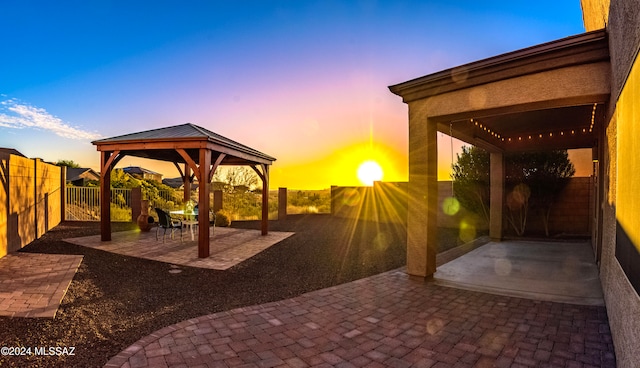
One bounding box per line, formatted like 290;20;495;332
0;99;102;140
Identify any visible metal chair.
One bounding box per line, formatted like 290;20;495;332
155;208;182;242
194;205;216;236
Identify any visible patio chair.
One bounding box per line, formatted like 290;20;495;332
194;205;216;236
155;208;183;242
209;209;216;236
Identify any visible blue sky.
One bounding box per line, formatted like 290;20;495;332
0;1;586;188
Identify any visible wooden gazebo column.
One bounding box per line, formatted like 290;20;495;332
183;163;191;203
99;150;122;241
197;148;211;258
252;164;270;236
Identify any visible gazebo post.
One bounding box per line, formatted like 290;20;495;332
197;148;211;258
183;163;191;203
100;151;113;241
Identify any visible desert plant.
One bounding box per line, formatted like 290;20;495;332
214;210;231;227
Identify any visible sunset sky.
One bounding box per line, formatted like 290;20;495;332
1;1;587;189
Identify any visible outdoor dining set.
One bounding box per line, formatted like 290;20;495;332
154;204;215;242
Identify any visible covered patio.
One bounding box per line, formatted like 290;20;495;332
92;123;276;259
389;30;610;278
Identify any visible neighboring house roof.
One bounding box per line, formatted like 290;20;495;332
66;168;100;182
0;148;26;157
162;178;200;191
162;177;184;188
122;166;162;176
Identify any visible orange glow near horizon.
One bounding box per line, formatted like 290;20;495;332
103;138;593;190
269;141;407;189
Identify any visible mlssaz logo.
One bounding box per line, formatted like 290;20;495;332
34;346;76;356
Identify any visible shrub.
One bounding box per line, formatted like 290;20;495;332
215;210;231;227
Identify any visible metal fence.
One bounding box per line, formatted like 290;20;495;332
65;187;180;221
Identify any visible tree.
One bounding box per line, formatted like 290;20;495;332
212;167;261;219
451;146;491;223
212;167;258;193
56;159;80;168
452;147;575;236
505;150;575;236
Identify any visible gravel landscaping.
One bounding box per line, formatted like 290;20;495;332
0;214;472;367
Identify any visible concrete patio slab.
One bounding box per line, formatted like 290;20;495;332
0;253;83;318
64;227;294;270
434;240;605;306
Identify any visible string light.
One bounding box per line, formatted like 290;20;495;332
590;103;597;132
467;105;598;144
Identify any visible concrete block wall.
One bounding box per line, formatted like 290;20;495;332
0;153;63;258
331;178;592;236
516;177;594;236
546;177;593;235
330;186;378;221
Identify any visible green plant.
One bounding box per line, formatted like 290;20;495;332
451;146;490;222
452;147;575;236
214;210;231;227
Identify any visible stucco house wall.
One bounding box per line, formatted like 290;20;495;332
582;0;640;366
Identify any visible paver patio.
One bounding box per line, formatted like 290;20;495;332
0;253;83;318
104;268;615;368
64;227;295;270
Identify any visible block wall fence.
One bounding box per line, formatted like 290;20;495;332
331;178;594;236
0;153;64;259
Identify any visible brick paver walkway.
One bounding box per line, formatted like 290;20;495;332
65;227;294;270
0;253;83;318
104;269;615;368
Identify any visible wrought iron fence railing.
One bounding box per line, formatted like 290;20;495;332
65;187;182;221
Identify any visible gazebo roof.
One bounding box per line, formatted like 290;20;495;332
93;123;276;165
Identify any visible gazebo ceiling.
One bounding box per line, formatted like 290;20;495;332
92;123;276;166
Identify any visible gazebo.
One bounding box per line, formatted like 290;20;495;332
92;123;276;258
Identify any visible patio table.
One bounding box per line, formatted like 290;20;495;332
170;210;199;240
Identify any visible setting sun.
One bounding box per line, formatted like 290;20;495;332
357;160;384;186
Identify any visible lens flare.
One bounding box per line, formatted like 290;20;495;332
342;188;361;207
442;197;460;216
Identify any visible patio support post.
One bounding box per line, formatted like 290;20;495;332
197;148;211;258
490;152;504;240
261;164;269;235
407;109;438;278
